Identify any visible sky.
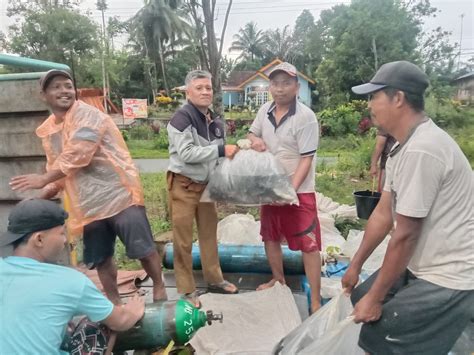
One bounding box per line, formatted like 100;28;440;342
0;0;473;61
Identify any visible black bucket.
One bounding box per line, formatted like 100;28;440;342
353;190;381;219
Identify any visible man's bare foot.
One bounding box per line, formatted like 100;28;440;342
182;291;202;308
256;279;285;291
208;280;239;294
153;283;168;302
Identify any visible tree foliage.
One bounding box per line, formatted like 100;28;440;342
229;22;266;62
311;0;457;108
263;25;294;63
5;3;101;87
2;0;461;116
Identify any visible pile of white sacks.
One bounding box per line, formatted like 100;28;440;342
216;192;390;275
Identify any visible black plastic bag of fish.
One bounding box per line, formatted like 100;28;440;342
201;149;299;206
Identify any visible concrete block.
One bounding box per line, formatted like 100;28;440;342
0;200;16;233
0;113;48;157
0;80;48;113
0;158;46;200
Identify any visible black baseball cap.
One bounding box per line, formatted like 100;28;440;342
0;199;68;247
352;61;429;95
39;69;74;91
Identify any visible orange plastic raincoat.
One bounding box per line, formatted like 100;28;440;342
36;101;144;234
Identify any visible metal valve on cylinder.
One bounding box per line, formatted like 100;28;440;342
113;299;223;351
206;310;223;325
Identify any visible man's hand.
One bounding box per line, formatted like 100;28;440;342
250;137;266;152
10;174;48;192
224;144;239;159
126;294;145;322
341;264;361;294
352;293;382;323
104;294;145;331
370;164;378;177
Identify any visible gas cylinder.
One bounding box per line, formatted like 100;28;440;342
113;299;223;351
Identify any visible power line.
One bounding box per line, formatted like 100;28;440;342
0;1;350;14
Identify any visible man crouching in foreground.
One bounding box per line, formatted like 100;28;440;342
0;199;145;354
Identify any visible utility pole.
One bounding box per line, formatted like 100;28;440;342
457;13;464;71
97;0;109;113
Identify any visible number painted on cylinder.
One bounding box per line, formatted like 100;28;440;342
184;304;193;314
185;326;194;335
184;319;192;326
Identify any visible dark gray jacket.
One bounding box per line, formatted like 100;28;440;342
167;102;225;183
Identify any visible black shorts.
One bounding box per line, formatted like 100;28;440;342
83;205;156;268
351;269;474;355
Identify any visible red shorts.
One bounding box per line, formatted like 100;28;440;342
260;193;321;253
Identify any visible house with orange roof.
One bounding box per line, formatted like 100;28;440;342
222;58;315;109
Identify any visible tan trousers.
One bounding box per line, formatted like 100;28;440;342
167;171;224;293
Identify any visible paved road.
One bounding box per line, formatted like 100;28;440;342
133;157;337;173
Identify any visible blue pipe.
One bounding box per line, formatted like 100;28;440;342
163;243;305;275
0;53;70;72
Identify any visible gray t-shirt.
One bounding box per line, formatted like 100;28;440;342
384;119;474;290
250;100;319;193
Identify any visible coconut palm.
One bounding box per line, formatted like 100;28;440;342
229;22;266;61
134;0;190;94
263;25;296;63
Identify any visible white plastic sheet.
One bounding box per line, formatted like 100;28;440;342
316;192;357;218
217;214;262;245
189;283;301;354
342;229;390;275
274;292;364;355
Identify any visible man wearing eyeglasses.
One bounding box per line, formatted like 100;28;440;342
343;61;474;354
248;62;322;314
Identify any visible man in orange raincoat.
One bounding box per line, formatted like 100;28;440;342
10;69;167;305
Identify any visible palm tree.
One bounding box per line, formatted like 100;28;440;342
229;22;266;61
134;0;189;94
263;25;296;63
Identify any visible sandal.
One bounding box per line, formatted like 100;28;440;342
181;290;203;309
207;280;239;294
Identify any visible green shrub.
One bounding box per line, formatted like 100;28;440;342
425;97;474;129
318;102;362;136
121;129;129;142
153;129;169;149
334;216;365;239
170;92;183;100
330;133;375;178
448;126;474;168
129;125;154;140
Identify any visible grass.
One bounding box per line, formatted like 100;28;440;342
126;140;169;159
447;126;474;169
102;125;473;269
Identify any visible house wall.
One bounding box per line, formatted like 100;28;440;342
297;77;312;107
455;78;474;102
244;77;270;106
225;74;314;108
222;92;243;107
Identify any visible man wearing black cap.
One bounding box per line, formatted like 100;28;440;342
9;69;167;305
342;61;474;354
0;199;145;354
